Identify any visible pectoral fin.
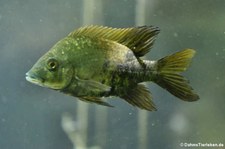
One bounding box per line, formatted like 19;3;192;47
121;84;157;111
76;77;111;96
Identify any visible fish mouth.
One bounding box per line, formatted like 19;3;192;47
25;72;45;86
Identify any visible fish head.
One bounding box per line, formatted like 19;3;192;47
26;51;74;90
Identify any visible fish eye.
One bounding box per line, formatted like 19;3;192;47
47;58;58;71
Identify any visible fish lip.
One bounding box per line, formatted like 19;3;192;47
25;72;45;85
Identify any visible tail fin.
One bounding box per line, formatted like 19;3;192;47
154;49;199;101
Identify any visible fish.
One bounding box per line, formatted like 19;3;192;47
26;25;199;111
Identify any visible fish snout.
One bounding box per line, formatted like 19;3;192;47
25;71;44;85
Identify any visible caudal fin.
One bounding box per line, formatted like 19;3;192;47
154;49;199;101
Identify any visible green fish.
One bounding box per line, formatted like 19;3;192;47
26;26;199;111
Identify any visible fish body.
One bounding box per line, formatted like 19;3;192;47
26;26;199;111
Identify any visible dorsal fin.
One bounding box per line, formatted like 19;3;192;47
68;25;160;57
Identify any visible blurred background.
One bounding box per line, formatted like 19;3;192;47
0;0;225;149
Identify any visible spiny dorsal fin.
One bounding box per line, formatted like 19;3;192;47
68;25;160;57
120;84;157;111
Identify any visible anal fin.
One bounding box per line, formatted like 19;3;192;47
121;84;157;111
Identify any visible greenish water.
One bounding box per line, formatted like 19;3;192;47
0;0;224;149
